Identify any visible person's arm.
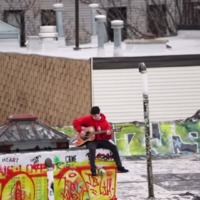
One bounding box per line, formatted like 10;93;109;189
102;116;112;139
73;115;90;137
73;117;83;133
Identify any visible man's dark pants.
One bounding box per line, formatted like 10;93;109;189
86;140;122;173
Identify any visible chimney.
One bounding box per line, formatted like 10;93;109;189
95;15;106;57
53;3;65;47
111;20;124;57
89;3;99;44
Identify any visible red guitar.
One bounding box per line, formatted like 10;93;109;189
70;126;121;147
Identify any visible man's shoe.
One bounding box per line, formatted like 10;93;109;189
117;166;129;173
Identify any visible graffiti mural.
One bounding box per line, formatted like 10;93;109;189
0;163;47;200
113;121;200;156
56;119;200;156
0;150;117;200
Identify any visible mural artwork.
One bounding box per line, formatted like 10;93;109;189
113;120;200;156
0;150;117;200
57;120;200;157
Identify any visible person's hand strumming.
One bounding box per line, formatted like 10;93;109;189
107;130;111;135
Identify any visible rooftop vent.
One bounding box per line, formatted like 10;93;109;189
0;113;70;153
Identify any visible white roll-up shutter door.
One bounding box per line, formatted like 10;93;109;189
92;66;200;123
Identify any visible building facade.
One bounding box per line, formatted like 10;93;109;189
0;0;188;46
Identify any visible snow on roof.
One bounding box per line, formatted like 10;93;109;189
0;30;200;59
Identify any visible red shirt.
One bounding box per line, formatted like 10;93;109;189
73;113;112;140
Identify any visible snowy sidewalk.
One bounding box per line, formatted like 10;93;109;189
117;154;200;200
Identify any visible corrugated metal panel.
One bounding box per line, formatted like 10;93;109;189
93;66;200;123
148;66;200;121
93;69;143;123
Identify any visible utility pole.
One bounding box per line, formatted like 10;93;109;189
74;0;80;50
138;62;154;198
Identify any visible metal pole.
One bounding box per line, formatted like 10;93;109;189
45;158;54;200
89;3;99;44
89;3;99;36
53;3;64;37
74;0;80;50
111;20;123;57
95;15;106;57
138;62;154;198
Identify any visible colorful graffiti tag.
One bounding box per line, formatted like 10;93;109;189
0;150;117;200
113;121;200;156
0;163;47;200
56;120;200;156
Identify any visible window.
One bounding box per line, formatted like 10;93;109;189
4;10;25;46
183;1;200;25
147;4;167;37
41;10;56;26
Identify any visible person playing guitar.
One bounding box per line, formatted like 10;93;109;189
73;106;129;176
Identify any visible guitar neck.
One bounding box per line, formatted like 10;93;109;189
83;127;120;136
94;130;107;135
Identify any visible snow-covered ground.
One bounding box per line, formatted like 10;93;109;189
117;154;200;200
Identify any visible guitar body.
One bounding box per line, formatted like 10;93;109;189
70;126;120;147
74;126;96;147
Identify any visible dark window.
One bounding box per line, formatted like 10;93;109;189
147;4;167;37
4;10;25;47
41;10;56;26
107;7;127;42
183;1;200;25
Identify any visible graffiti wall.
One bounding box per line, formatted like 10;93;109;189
56;120;200;157
113;121;200;156
0;149;117;200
